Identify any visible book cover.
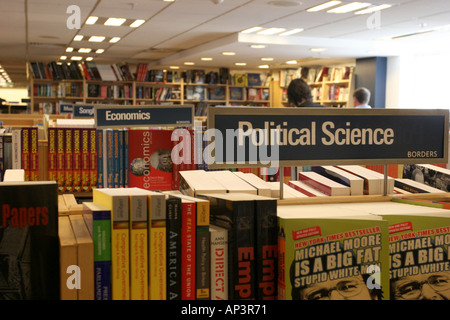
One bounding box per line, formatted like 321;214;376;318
278;204;390;300
128;129;174;191
395;178;446;194
210;224;228;300
82;202;112;300
0;181;59;299
403;164;450;192
69;214;94;300
247;73;262;86
93;188;130;300
198;193;256;300
58;215;77;300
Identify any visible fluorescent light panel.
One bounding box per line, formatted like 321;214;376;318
89;36;105;42
86;16;98;24
95;49;104;54
279;28;304;36
251;44;266;48
257;27;286;35
241;27;263;33
78;48;92;53
354;4;392;14
307;1;342;12
327;2;371;13
104;17;126;26
73;35;83;41
130;19;145;28
109;37;121;43
65;47;74;52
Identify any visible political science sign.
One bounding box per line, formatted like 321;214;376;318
206;106;449;168
94;104;194;128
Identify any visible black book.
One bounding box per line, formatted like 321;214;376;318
166;195;182;300
0;181;59;300
197;193;255;300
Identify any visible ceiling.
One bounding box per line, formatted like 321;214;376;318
1;0;450;87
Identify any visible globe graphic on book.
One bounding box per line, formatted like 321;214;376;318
130;158;149;176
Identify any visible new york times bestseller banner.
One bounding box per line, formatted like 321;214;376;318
206;107;449;169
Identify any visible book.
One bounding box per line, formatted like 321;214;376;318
29;127;39;181
312;165;364;196
233;171;272;197
210;224;228;300
247;73;262;86
298;171;351;196
0;181;59;299
128;129;174;191
58;215;78;300
268;181;309;199
332;201;450;300
288;180;328;197
93;188;130;300
21;127;30;181
337;165;383;195
82;202;112;300
69;214;94;300
179;169;227;197
277;203;390;300
403;164;450;192
394;178;446;194
180;197;196;300
197;193;256;300
205;170;258;194
166;195;182;300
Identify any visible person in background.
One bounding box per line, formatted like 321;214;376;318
287;78;326;108
353;87;372;108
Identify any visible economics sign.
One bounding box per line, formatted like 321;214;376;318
94;104;194;128
207;107;449;168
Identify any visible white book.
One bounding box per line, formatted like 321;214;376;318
96;64;118;81
394;178;446;194
337;165;383;195
205;170;257;195
179;170;227;197
267;181;309;199
288;180;328;197
56;119;95;128
11;129;21;169
298;171;351;196
232;171;272;197
312;166;364;196
209;225;228;300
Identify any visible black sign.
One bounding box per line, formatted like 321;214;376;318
206;107;449;168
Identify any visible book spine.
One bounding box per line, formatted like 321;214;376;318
89;128;97;191
149;214;167;300
166;197;182;300
255;199;278;300
93;208;112;300
21;128;30;181
47;128;57;182
96;129;104;188
298;172;332;195
29;127;39;181
196;201;210;300
56;127;65;191
72;128;82;192
181;201;196;300
118;129;124;188
277;222;286;300
123;129;129;188
81;128;90;192
210;227;228;300
106;129;113;188
0;135;3;181
12;129;21;169
64;128;74;192
130;195;149;300
113;129;120;188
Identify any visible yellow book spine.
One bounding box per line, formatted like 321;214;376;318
149;221;166;300
111;223;130;300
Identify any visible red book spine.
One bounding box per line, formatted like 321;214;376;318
29;127;39;181
81;128;90;192
47;128;57;183
298;172;331;195
89;128;97;192
64;128;74;192
56;128;65;192
181;201;196;300
21;128;30;181
72;128;82;192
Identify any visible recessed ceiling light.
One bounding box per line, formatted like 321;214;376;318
354;4;392;15
261;57;274;61
286;60;298;64
184;62;195;65
95;49;104;54
109;37;121;43
86;57;94;61
201;57;213;61
310;48;327;52
78;48;92;53
130;19;145;28
163;0;175;2
89;36;105;42
222;52;236;55
327;2;371;14
65;47;74;52
257;28;286;35
307;1;342;12
170;66;180;69
60;56;67;60
104;18;126;26
73;35;84;41
71;56;83;61
268;1;301;7
241;27;263;34
258;65;270;69
86;16;98;25
250;44;266;49
279;28;304;36
235;63;247;66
